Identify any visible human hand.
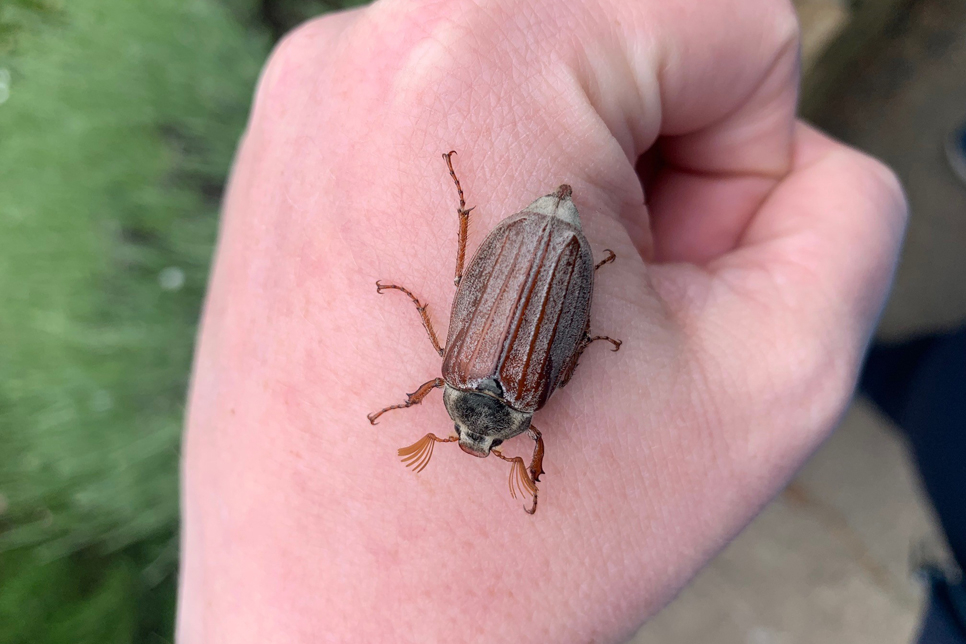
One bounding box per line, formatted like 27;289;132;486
178;0;906;641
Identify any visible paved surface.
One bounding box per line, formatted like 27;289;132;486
631;1;966;641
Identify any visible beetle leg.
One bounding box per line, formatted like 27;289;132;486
594;249;616;271
491;449;539;514
586;335;622;352
367;377;444;425
526;426;546;483
375;281;444;357
443;151;475;287
525;491;538;515
398;433;458;473
560;333;622;387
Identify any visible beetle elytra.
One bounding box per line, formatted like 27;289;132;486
368;151;621;514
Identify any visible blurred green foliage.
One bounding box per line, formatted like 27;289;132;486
262;0;369;36
0;0;61;55
0;0;361;640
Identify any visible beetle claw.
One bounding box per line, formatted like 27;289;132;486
524;493;538;515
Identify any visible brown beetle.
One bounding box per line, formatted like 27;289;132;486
368;152;620;514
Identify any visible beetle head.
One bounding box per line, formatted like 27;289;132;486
442;384;532;457
457;432;501;458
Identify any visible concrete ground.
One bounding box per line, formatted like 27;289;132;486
631;0;966;642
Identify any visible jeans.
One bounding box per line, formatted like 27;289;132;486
861;328;966;643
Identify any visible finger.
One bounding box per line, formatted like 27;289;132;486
713;123;907;348
627;125;906;580
679;123;907;474
579;0;801;261
648;169;782;263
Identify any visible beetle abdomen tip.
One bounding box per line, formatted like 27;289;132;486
524;187;582;228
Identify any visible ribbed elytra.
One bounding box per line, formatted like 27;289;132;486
367;151;621;514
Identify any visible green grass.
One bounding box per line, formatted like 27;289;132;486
0;0;62;56
0;0;297;640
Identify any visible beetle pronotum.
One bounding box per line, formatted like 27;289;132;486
368;152;621;514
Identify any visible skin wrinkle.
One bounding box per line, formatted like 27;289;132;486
560;70;651;243
597;18;664;158
562;22;660;244
660;21;799;174
694;336;765;485
651;0;797;138
644;31;798;261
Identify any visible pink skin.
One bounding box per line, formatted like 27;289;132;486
177;1;907;642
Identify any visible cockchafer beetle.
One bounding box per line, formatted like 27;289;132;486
368;151;621;514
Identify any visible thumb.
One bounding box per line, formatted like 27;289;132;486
671;123;907;494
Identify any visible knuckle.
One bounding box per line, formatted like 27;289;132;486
256;14;346;103
259;24;311;96
773;0;803;48
846;149;909;234
859;154;907;211
749;0;801;63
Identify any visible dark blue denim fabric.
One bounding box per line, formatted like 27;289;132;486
861;328;966;644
